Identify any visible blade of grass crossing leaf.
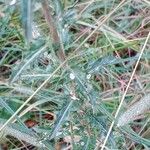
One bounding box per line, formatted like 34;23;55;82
100;32;150;150
0;98;28;130
10;45;46;83
16;97;59;121
0;0;127;134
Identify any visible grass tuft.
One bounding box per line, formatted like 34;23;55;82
0;0;150;149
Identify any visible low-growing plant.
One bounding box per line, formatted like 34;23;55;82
0;0;150;149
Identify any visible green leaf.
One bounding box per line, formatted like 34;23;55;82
10;44;46;83
48;100;73;140
21;0;33;43
0;98;28;130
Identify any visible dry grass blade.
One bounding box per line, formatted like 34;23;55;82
142;0;150;5
42;0;59;43
73;0;127;53
0;62;64;132
77;0;95;18
99;32;150;150
0;0;126;133
1;0;150;149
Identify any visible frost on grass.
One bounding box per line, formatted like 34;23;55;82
0;120;44;147
86;74;91;80
9;0;16;5
117;94;150;127
69;73;75;80
13;85;34;95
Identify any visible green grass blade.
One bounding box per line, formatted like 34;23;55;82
21;0;33;43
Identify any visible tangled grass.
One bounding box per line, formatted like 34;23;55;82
0;0;150;149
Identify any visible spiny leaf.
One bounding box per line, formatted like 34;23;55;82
48;100;73;140
10;45;46;83
87;54;140;73
75;72;96;112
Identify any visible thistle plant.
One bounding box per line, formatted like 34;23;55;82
0;0;150;149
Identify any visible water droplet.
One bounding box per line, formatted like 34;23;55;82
81;141;85;146
95;67;99;71
10;0;16;5
39;141;43;145
71;95;77;100
64;24;68;28
59;17;63;21
62;29;65;33
84;43;89;48
44;137;47;140
69;73;75;80
65;122;69;126
87;74;91;80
